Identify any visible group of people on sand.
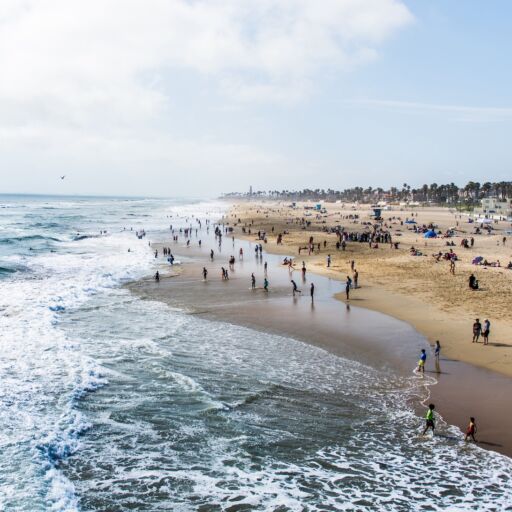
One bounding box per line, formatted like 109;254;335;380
472;318;491;345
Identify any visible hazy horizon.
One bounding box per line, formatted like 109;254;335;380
1;1;511;197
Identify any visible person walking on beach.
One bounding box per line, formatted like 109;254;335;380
264;261;268;275
291;280;300;296
482;319;490;345
263;277;269;292
327;254;331;268
449;257;456;275
202;267;208;281
302;262;307;280
353;269;359;289
210;249;214;261
422;404;436;436
464;417;478;443
417;349;427;375
310;282;315;302
472;319;482;343
154;271;160;282
345;276;351;300
251;273;256;289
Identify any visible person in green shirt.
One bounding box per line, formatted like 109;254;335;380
422;403;435;436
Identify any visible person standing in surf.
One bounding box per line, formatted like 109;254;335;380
434;340;441;362
345;276;351;300
310;282;315;302
422;404;436;436
251;273;256;289
416;349;427;375
464;417;478;443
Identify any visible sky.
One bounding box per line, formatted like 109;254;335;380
0;0;511;198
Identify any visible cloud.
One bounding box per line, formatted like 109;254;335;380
0;0;412;112
346;99;512;123
0;0;413;194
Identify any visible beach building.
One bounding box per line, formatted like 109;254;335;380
474;197;512;219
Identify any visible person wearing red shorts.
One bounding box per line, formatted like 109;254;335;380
464;417;478;443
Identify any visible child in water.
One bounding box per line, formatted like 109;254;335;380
464;417;477;443
416;349;427;375
422;404;435;436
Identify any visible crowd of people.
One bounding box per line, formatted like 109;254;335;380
145;207;504;449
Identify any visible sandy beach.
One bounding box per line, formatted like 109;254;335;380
224;201;512;378
129;207;512;458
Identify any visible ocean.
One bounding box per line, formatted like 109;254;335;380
1;194;511;511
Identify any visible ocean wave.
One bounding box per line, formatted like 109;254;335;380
36;364;108;511
72;234;102;241
0;211;159;510
0;235;62;244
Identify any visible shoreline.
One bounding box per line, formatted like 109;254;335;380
225;200;512;378
129;213;512;458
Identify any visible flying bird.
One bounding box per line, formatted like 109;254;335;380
60;175;66;180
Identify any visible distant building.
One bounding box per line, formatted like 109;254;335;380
249;186;253;196
475;197;512;219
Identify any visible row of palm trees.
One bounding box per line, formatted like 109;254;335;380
223;181;512;206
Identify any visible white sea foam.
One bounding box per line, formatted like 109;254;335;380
0;198;168;510
57;293;512;511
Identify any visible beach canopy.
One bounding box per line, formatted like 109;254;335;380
424;230;437;238
405;219;417;224
480;218;493;224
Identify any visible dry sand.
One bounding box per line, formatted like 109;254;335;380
224;201;512;378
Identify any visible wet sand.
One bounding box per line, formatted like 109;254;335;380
129;233;512;457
